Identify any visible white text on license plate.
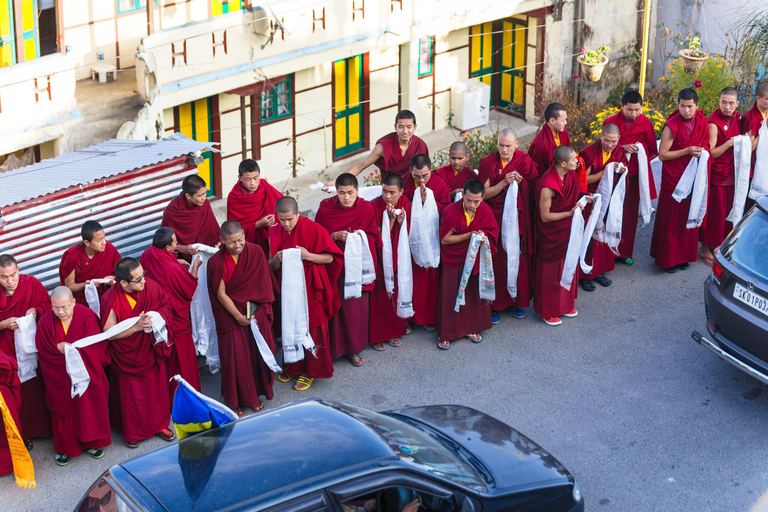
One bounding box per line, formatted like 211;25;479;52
733;283;768;317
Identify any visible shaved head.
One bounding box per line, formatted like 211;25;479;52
449;141;468;154
276;196;299;215
499;128;517;140
51;286;74;302
220;220;244;239
756;82;768;98
602;123;620;136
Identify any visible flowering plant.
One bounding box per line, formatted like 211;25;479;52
589;107;667;144
362;169;381;187
433;129;501;170
661;54;737;115
683;36;707;58
579;45;609;64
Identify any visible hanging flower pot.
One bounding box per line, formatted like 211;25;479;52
679;49;709;74
577;45;609;82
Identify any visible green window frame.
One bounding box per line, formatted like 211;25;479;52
418;37;434;77
260;76;293;122
117;0;158;15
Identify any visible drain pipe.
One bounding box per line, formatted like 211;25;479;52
572;0;585;104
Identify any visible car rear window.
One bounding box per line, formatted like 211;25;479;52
721;208;768;281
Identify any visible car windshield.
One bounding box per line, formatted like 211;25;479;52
338;404;487;492
721;208;768;281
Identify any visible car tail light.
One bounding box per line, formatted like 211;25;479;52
712;258;724;281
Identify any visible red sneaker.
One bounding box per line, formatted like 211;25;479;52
563;309;578;318
543;317;562;326
156;428;176;442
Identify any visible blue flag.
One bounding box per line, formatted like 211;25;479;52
171;376;238;440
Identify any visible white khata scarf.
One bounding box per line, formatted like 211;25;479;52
280;248;315;364
592;162;628;254
727;134;754;225
65;311;167;398
561;194;603;290
189;244;221;374
343;230;375;299
14;314;38;383
409;186;441;268
381;209;414;318
749;119;768;200
83;278;112;317
454;232;495;312
672;150;710;228
250;319;281;372
634;144;654;225
501;181;520;298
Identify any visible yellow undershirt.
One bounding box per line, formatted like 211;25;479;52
125;293;137;309
453;169;459;176
553;131;561;146
761;108;767;120
602;149;611;165
463;202;474;226
62;323;68;335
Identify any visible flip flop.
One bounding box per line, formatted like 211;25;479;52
235;407;244;417
423;325;437;332
251;402;265;413
466;333;483;344
405;325;413;335
698;252;714;267
387;338;402;347
294;376;314;391
371;342;387;352
345;352;365;367
277;372;294;383
437;340;451;350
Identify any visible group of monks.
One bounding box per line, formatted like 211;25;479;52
1;85;765;479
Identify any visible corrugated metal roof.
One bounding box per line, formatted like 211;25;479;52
0;134;217;208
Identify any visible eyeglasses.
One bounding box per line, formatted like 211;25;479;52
129;271;146;284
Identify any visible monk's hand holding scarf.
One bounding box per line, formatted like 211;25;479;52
280;248;316;363
634;144;654;225
409;185;441;269
381;209;415;319
561;194;603;290
454;233;495;312
343;230;376;299
501;181;520;298
672;150;711;228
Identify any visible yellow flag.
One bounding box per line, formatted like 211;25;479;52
0;390;35;489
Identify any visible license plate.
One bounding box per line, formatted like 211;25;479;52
733;283;768;317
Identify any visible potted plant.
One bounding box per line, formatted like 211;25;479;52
577;45;609;82
679;37;708;74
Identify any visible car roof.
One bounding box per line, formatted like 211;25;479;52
118;399;398;511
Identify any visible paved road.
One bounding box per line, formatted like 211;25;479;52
4;225;768;511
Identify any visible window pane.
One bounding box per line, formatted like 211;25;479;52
419;38;433;76
118;0;146;13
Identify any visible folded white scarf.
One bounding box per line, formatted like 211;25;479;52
65;311;167;398
190;244;220;374
635;144;654;225
409;186;441;269
727;135;754;225
343;230;375;299
501;181;520;298
280;248;315;364
14;314;37;383
250;319;281;372
605;171;628;253
84;279;112;317
749;119;768;200
672;150;710;228
561;194;603;290
454;233;495;312
593;163;618;243
381;209;414;318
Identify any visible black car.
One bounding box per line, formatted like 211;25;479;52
693;195;768;384
75;399;583;512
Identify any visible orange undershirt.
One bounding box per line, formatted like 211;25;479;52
553;131;561;146
463;202;475;226
125;292;137;310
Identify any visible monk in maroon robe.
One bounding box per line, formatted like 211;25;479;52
651;89;710;271
161;174;220;262
739;81;767;210
534;147;593;325
208;221;276;414
226;159;283;257
0;350;20;476
36;287;110;465
269;197;342;391
368;174;412;349
436;141;477;201
479;130;537;320
404;155;449;331
315;174;379;366
140;228;202;395
602;91;659;263
577;124;629;291
324;110;428;189
59;220;121;307
100;257;175;447
0;254;51;443
700;88;742;263
529;102;572;177
438;180;498;349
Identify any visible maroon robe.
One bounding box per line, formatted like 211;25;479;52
403;174;450;326
528;124;571;177
315;196;379;357
534;167;582;318
578;141;628;279
650;110;710;269
374;133;429;180
478;150;537;310
58;241;121;306
436;164;478;196
226;180;283;256
0;275;51;439
740;102;765;178
438;201;498;340
603;112;659;257
36;306;111;457
99;279;172;443
701;109;740;246
369;195;412;343
161;193;220;261
207;243;276;408
140;245;201;394
0;350;20;476
269;217;342;378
